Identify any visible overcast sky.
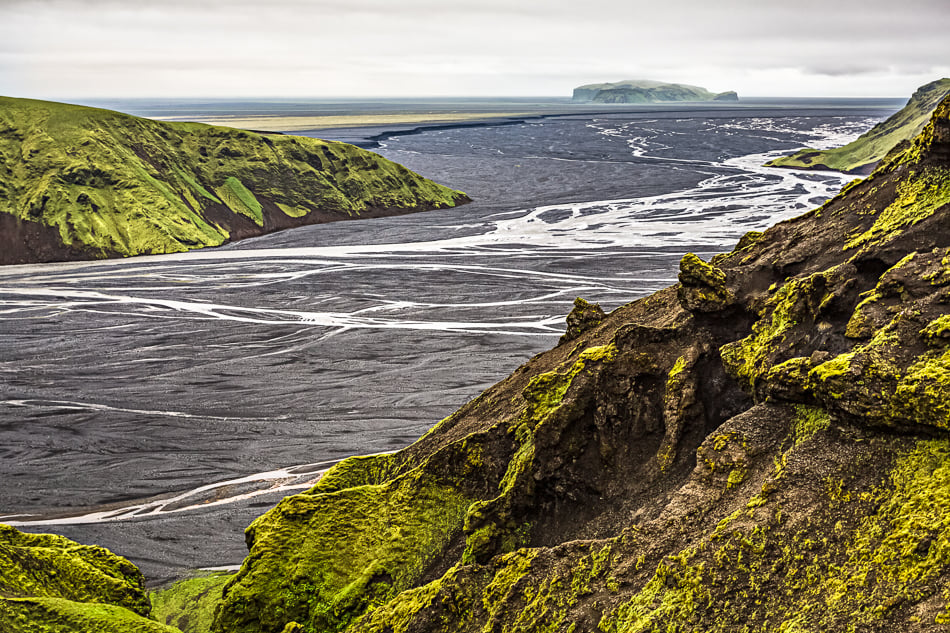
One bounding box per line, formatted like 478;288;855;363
2;0;948;99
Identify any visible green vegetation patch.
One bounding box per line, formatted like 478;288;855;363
149;572;233;633
599;438;950;632
0;524;150;615
766;78;950;173
215;177;263;226
213;458;478;633
844;168;950;250
720;269;836;395
0;596;180;633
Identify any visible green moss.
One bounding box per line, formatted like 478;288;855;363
522;344;617;428
845;290;883;339
483;550;539;615
844;169;950;250
792;405;831;446
460;345;619;566
0;596;181;633
720;271;832;394
921;315;950;343
0;524;150;616
309;453;398;494
214;463;474;633
215;176;263;226
346;574;446;633
149;572;233;633
600;438;950;632
679;252;726;287
890;349;950;429
0;524;175;632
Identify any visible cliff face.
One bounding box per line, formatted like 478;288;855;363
209;96;950;632
0;97;469;265
572;80;738;104
766;78;950;174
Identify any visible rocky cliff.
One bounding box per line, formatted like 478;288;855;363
0;97;469;265
767;78;950;174
572;80;738;104
207;94;950;632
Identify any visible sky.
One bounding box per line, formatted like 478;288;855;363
1;0;948;100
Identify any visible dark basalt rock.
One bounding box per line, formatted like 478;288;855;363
560;297;607;344
676;252;736;313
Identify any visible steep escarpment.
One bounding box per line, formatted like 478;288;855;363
208;95;950;633
572;80;738;104
0;524;177;632
0;97;469;264
766;77;950;174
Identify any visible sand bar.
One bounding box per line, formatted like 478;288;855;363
156;112;534;132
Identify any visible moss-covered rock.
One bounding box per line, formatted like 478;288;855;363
0;524;179;633
0;96;469;264
677;252;736;313
560;297;606;344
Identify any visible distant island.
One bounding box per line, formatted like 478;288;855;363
572;79;738;104
0;97;469;265
766;77;950;174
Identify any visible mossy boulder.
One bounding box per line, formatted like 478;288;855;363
0;524;178;633
559;297;606;344
676;252;736;313
0;96;469;264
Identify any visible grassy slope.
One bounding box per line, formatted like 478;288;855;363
208;96;950;633
766;78;950;174
0;97;468;263
149;573;234;633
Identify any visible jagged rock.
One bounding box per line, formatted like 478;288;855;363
676;252;736;313
205;95;950;633
560;297;607;344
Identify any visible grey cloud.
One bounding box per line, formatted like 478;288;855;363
804;65;888;78
1;0;949;98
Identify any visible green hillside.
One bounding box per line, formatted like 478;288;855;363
0;97;469;264
766;78;950;174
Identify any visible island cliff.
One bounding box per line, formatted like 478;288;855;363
0;97;469;265
2;96;949;633
766;78;950;174
572;80;738;104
